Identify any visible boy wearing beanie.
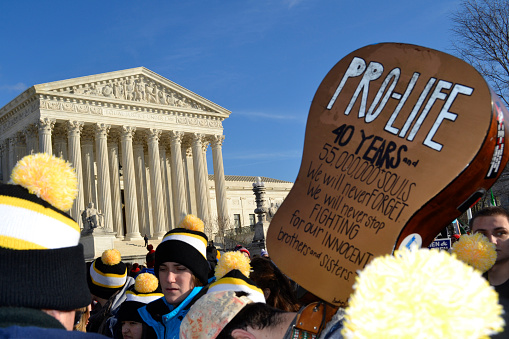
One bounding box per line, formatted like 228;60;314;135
87;249;134;336
138;214;212;339
0;153;106;337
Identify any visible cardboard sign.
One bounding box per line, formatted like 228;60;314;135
267;43;509;306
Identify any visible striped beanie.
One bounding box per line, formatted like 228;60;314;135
208;251;265;303
155;214;209;285
88;249;127;300
117;272;163;323
0;153;90;310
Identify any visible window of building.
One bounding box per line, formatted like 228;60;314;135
249;214;255;226
234;214;241;228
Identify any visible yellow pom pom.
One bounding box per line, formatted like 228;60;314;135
215;251;251;280
101;249;122;265
135;273;159;293
452;233;497;273
341;248;504;338
10;153;78;212
178;214;204;232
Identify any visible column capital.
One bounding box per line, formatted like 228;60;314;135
169;130;184;144
121;126;136;138
38;118;55;132
147;128;162;142
211;134;225;147
67;121;84;136
95;123;111;137
192;132;205;142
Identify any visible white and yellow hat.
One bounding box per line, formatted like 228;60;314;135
0;153;89;310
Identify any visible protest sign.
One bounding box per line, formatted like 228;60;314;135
267;43;509;306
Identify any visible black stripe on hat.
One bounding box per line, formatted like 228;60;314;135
0;243;91;310
155;239;210;285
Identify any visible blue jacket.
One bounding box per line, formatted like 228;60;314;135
138;286;204;339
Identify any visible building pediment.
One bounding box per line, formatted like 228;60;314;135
33;67;230;117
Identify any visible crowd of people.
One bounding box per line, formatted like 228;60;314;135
1;153;508;338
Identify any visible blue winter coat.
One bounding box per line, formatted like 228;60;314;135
138;286;204;339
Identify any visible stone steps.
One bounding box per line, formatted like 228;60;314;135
112;238;162;264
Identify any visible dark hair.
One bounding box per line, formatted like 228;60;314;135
250;257;301;312
216;302;286;339
470;206;509;229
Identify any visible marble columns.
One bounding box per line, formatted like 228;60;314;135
95;123;114;233
147;129;166;238
211;135;229;222
170;131;187;223
67;121;84;224
121;126;141;240
192;133;210;222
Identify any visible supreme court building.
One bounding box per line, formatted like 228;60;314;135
0;67;292;243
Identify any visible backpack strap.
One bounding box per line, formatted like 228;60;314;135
292;301;338;338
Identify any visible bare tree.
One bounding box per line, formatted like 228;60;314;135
205;215;233;249
451;0;509;105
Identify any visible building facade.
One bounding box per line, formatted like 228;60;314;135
0;67;234;240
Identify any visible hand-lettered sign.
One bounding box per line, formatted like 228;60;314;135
266;43;509;306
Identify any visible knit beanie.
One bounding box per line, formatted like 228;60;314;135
208;251;265;303
116;272;163;323
87;249;127;300
237;247;250;258
0;153;90;310
155;214;209;285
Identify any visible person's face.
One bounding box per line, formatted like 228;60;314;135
472;215;509;263
158;262;195;306
121;321;143;339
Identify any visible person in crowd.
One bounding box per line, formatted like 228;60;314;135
250;257;301;312
206;241;219;280
208;251;265;303
130;263;141;277
87;249;135;336
146;244;155;269
138;214;211;339
235;246;250;259
260;249;269;258
180;291;300;339
74;305;92;332
114;273;163;339
0;153;107;337
470;206;509;338
144;234;149;248
470;206;509;288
